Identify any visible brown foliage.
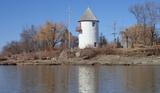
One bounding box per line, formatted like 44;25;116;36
34;21;77;50
34;22;67;50
121;24;156;47
129;1;160;47
80;46;160;59
6;49;62;61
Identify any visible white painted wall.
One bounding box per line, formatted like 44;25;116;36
78;21;99;49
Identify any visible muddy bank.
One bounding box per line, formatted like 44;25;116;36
1;55;160;65
1;48;160;65
58;55;160;65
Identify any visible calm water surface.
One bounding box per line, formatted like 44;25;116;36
0;65;160;93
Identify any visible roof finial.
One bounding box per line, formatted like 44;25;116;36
87;6;90;9
87;6;92;11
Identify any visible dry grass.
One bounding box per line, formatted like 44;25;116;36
6;49;62;61
82;46;160;59
1;45;160;61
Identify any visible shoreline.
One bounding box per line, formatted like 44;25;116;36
1;48;160;66
1;55;160;66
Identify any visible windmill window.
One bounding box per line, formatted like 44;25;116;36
92;22;96;27
94;42;97;47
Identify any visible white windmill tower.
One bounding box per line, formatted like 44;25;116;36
77;7;99;49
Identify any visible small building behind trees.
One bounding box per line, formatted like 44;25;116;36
120;24;159;48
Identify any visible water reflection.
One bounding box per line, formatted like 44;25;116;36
18;66;56;93
0;65;160;93
78;66;98;93
99;66;156;93
0;66;21;93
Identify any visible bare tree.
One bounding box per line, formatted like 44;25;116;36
20;25;37;52
129;1;160;46
1;21;77;56
2;41;22;56
99;33;107;47
130;4;146;24
130;2;160;25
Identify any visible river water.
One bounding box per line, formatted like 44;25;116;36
0;65;160;93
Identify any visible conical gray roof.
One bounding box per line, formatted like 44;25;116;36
79;8;98;22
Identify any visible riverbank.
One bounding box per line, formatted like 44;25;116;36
1;55;160;65
1;48;160;65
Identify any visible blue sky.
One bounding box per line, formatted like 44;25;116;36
0;0;159;51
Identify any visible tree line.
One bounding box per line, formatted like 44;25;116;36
1;20;108;56
2;21;78;56
120;1;160;48
2;1;160;56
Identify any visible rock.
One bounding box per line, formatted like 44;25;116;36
0;57;8;61
59;50;68;60
51;57;57;61
82;56;90;60
59;50;76;60
75;52;80;57
40;56;51;60
80;49;96;60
